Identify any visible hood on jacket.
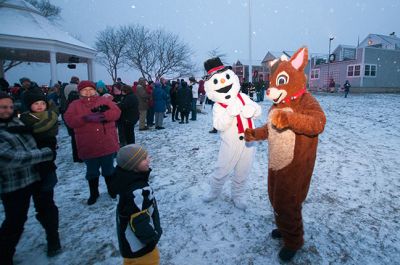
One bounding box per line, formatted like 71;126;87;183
109;166;152;197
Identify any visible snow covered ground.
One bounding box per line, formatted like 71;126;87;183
2;92;400;265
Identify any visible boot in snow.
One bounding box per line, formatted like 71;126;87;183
203;178;224;203
87;178;100;205
271;229;282;239
278;246;297;262
232;181;247;210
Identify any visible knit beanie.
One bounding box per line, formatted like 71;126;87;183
96;80;106;89
0;91;13;101
116;144;148;171
19;77;31;84
77;80;96;91
23;89;47;109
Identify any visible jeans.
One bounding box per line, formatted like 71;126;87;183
84;153;115;180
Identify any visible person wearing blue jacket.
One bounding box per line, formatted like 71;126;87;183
152;82;167;130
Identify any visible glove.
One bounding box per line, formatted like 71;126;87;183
91;104;110;113
83;113;106;123
242;105;256;118
6;125;33;134
226;98;243;117
244;128;256;142
270;110;291;130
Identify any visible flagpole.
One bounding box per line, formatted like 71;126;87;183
248;0;252;83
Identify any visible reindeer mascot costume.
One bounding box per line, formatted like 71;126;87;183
203;57;261;210
245;47;326;261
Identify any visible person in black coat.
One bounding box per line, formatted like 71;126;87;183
177;81;192;124
170;81;180;122
117;85;139;146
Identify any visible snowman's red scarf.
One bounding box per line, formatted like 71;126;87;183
218;93;253;133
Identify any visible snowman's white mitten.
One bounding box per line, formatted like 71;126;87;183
242;104;256;118
226;98;243;117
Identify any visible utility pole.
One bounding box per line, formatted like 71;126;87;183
327;36;334;87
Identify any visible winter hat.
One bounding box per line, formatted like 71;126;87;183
116;144;148;171
77;80;96;91
23;89;47;109
70;76;79;84
19;77;31;84
96;80;106;89
203;57;232;80
0;91;13;101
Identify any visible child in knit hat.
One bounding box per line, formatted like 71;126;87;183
109;144;162;265
19;88;62;256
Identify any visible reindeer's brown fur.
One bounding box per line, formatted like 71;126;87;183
245;47;326;250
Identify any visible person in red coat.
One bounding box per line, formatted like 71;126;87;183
64;81;121;205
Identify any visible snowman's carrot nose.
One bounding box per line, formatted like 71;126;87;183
220;78;226;84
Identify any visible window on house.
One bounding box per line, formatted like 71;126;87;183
347;65;354;77
311;69;320;79
365;64;377;77
347;64;361;77
354;65;361;76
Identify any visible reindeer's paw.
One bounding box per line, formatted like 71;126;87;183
271;110;291;130
244;128;256;142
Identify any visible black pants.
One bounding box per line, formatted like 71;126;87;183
180;111;189;122
0;182;59;264
172;104;179;120
118;121;135;146
66;125;82;163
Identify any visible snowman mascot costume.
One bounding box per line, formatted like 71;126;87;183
203;57;261;209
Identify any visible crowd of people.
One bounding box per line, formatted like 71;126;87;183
0;74;209;265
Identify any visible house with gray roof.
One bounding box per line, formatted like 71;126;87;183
308;33;400;92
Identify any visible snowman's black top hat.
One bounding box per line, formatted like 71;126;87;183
203;57;231;80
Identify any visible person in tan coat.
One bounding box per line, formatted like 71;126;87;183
136;78;150;130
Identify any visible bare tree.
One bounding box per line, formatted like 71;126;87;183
208;48;228;64
2;0;61;74
26;0;61;20
95;26;128;83
124;25;155;81
124;25;195;81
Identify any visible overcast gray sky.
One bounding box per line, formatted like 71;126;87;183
6;0;400;85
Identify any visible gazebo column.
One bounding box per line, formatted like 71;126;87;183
87;58;95;81
50;51;57;86
0;59;4;78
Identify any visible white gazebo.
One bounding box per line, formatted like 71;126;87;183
0;0;97;85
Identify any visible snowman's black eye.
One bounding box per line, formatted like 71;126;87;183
213;79;218;84
226;74;230;79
